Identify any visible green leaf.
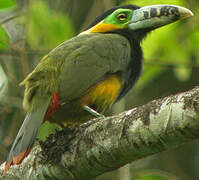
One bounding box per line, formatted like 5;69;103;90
133;171;178;180
126;0;185;7
38;121;57;140
26;0;74;50
0;0;15;9
0;26;9;49
134;174;170;180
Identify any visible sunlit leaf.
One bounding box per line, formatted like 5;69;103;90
133;171;178;180
0;26;9;49
125;0;185;7
134;174;170;180
0;0;15;9
38;121;57;141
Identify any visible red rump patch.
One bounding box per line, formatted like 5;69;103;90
43;92;60;123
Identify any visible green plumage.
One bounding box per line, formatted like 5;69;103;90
20;33;131;124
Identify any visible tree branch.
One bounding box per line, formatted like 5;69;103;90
1;87;199;180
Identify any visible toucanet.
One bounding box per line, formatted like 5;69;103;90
4;4;193;173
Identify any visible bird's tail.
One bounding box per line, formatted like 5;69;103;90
3;99;50;173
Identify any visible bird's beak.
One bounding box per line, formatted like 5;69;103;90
128;5;193;30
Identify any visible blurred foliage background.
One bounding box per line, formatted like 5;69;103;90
0;0;198;179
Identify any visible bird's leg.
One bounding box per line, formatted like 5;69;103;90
83;105;105;118
81;105;105;128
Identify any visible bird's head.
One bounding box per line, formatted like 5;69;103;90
81;4;193;41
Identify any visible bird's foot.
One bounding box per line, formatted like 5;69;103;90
83;105;105;118
81;106;106;127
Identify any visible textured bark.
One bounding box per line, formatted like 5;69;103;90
1;87;199;180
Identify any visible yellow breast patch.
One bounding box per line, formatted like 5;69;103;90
81;75;122;111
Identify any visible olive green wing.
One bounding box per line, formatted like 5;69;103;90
57;33;131;102
20;33;131;111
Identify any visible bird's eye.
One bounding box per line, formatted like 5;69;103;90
117;13;127;21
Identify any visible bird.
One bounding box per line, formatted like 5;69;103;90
4;4;193;173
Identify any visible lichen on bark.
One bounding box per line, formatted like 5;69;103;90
1;87;199;180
